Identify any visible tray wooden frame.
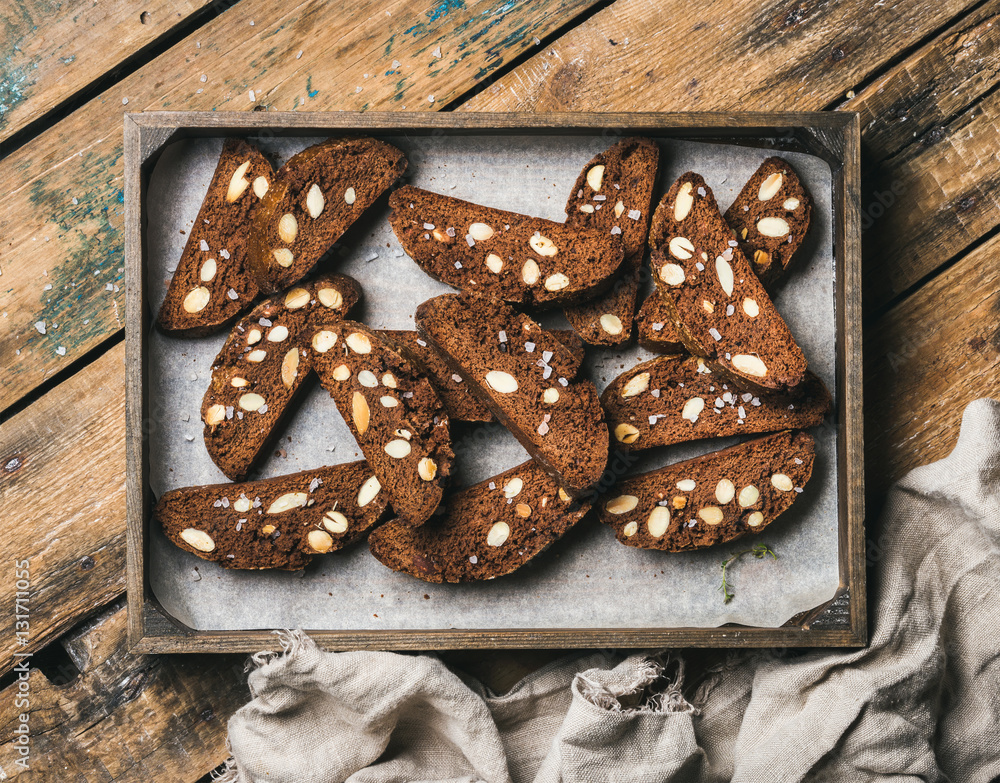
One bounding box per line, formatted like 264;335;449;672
125;111;864;652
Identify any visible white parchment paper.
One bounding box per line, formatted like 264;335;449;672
146;132;838;633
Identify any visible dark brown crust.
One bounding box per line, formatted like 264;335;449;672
158;138;273;335
562;137;660;345
416;293;608;494
635;292;686;353
249;137;407;293
598;430;815;552
388;185;625;309
380;330;494;423
201;274;361;481
310;322;453;527
368;460;589;583
601;354;831;450
649;173;807;396
379;329;587;424
156;461;389;570
723;157;812;287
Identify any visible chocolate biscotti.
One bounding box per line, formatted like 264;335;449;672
416;293;608;494
380;329;587;424
602;354;831;450
368;460;589;583
649;173;807;396
562;137;659;345
635;292;686;353
156;461;389;570
249;137;407;293
599;430;815;551
389;185;625;308
310;322;453;527
158;138;273;334
723;157;812;287
202;274;360;480
380;329;494;423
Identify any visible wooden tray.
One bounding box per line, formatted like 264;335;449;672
125;111;864;652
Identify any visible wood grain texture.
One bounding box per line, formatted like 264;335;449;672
0;0;214;141
0;0;601;409
840;0;1000;163
0;601;246;781
460;0;978;113
0;343;126;677
860;63;1000;310
864;231;1000;495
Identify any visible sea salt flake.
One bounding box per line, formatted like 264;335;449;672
454;261;463;269
465;234;475;247
708;327;722;341
558;377;568;386
34;321;46;334
651;389;661;398
738;406;746;418
228;289;239;300
542;350;553;362
56;346;66;356
695;261;705;271
611;226;621;235
652;322;664;331
499;330;507;342
628;209;641;220
451;374;463;383
200;239;210;251
219;249;230;259
469;555;478;564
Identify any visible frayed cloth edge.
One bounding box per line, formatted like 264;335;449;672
245;628;312;673
578;654;698;715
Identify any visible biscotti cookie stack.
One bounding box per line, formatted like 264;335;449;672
153;133;830;586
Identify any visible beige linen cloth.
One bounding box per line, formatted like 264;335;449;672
218;399;1000;782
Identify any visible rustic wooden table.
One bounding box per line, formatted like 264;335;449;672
1;0;998;778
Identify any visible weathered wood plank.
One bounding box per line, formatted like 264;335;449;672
461;0;977;113
864;231;1000;495
840;0;1000;163
0;601;247;781
0;0;601;409
861;86;1000;311
0;0;215;142
0;343;126;677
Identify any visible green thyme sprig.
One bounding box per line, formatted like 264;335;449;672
719;543;777;603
